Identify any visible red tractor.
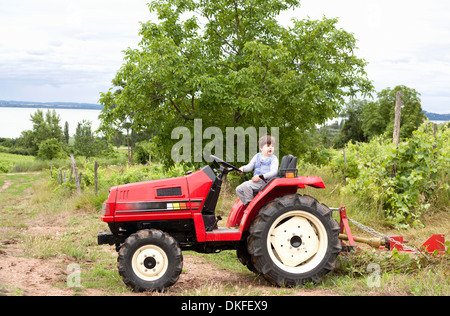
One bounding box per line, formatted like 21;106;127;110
98;155;341;291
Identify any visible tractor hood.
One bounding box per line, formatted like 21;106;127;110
114;176;190;208
101;166;216;223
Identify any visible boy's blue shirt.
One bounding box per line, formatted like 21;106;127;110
242;152;279;180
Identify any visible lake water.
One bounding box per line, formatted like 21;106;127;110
0;107;102;139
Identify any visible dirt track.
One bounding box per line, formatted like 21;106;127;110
0;244;337;296
0;180;12;193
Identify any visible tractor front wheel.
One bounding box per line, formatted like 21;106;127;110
118;229;183;292
248;194;341;287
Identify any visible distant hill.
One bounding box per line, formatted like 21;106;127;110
0;100;103;110
423;111;450;121
0;100;447;119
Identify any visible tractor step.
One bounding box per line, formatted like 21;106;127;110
206;227;242;242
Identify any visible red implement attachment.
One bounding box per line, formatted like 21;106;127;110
336;206;446;255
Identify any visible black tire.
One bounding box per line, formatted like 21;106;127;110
248;194;341;287
236;234;259;274
118;229;183;292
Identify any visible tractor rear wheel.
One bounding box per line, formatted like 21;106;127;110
118;229;183;292
248;194;341;287
236;234;259;274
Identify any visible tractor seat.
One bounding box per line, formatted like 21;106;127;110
252;155;298;197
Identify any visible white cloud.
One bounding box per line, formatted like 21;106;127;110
281;0;450;113
0;0;449;113
0;0;153;103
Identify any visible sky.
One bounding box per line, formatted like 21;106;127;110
0;0;449;114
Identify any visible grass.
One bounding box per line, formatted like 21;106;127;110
322;249;450;295
0;152;35;172
0;171;118;295
0;172;45;229
0;150;129;174
0;156;449;296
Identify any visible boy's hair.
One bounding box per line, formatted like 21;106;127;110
258;135;275;149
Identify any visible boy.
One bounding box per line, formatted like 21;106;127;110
236;135;278;206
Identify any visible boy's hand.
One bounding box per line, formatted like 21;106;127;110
251;176;261;182
238;167;244;174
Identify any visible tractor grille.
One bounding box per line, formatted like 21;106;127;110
156;187;182;197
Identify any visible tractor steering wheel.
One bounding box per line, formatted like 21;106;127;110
210;155;241;173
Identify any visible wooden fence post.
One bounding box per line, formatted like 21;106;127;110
391;90;402;177
356;141;359;160
94;161;98;195
70;154;81;194
433;123;438;159
343;148;347;186
393;90;402;145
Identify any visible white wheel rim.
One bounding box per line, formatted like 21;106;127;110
131;245;169;281
267;210;328;274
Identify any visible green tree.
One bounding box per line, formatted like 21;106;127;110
378;85;426;139
361;100;385;140
19;109;64;155
64;121;70;144
99;0;373;165
74;120;116;158
334;99;368;147
362;85;425;140
74;120;95;158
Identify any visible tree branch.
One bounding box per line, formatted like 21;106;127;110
234;111;242;123
169;99;194;120
190;93;195;111
234;0;240;42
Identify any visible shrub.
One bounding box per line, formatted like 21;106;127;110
37;138;67;160
0;160;11;173
346;122;450;229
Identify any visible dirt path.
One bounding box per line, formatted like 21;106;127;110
0;248;74;296
0;247;336;296
0;180;12;193
0;172;41;194
0;173;71;296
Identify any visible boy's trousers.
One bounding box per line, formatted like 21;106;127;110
236;179;266;206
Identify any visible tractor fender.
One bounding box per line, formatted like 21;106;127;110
238;176;325;233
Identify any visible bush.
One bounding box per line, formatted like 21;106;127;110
0;161;11;173
133;140;157;164
346;122;450;229
0;152;36;173
133;144;151;164
37;138;67;160
329;144;360;180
